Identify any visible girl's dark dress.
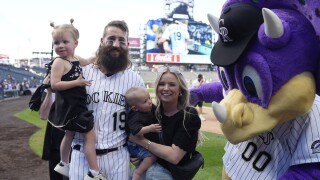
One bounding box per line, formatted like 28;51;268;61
48;58;93;133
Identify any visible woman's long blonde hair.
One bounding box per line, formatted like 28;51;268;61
154;67;204;146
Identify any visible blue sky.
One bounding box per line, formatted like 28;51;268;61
0;0;226;59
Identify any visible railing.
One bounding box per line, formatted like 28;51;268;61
0;89;20;100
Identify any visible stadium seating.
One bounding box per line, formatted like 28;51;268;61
0;64;43;83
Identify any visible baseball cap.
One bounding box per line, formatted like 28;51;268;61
211;3;263;66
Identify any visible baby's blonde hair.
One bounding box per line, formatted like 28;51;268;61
50;18;79;41
125;86;147;107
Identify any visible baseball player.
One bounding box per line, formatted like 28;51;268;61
69;20;145;180
162;19;190;55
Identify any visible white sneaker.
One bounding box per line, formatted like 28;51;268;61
199;114;206;121
84;171;107;180
54;162;69;177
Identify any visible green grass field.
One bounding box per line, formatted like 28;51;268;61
15;108;226;180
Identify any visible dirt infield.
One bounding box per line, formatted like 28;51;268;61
0;96;49;180
0;96;222;179
200;106;223;135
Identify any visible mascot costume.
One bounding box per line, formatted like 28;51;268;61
190;0;320;179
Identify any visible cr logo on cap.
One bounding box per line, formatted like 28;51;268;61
219;19;233;43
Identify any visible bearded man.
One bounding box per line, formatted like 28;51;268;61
69;20;145;180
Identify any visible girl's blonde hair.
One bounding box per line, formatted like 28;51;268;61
50;18;79;41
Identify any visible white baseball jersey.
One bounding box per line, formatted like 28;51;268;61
70;65;145;179
192;79;201;88
223;95;320;180
162;23;190;54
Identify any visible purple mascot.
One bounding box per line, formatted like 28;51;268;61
191;1;320;179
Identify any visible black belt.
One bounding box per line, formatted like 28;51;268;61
73;143;127;155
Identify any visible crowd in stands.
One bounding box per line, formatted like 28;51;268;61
0;64;44;98
0;74;41;96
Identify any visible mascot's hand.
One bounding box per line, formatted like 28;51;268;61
190;88;202;106
190;82;224;106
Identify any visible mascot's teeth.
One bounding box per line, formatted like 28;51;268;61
212;102;226;124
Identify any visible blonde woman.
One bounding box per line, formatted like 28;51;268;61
130;65;202;179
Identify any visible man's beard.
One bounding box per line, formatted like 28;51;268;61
97;46;130;74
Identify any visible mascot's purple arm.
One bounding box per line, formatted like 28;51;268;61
189;82;223;105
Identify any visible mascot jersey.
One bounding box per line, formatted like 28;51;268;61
223;96;320;179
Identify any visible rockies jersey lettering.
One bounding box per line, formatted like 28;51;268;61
224;95;320;179
86;91;126;106
72;65;145;150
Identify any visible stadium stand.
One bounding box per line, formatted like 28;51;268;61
0;64;44;100
0;64;43;83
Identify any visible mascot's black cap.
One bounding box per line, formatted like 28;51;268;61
211;3;263;66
